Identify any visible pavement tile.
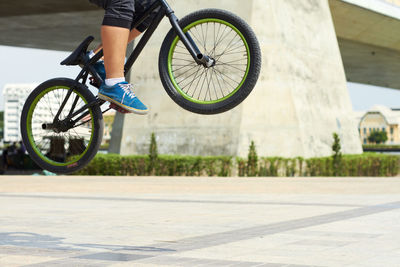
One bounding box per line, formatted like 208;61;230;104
0;255;59;267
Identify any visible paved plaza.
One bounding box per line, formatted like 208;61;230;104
0;176;400;266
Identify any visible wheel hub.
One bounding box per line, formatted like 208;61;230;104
42;120;74;133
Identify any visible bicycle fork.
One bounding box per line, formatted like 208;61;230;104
124;0;215;74
160;0;215;67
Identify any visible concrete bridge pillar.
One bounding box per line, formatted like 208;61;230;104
110;0;362;158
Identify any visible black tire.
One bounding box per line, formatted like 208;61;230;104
20;78;103;174
159;9;261;115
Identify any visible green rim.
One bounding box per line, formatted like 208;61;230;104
168;18;251;105
26;86;94;167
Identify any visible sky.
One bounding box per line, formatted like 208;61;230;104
0;45;80;111
1;45;400;112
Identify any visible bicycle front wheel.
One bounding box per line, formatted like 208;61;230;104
20;78;103;174
159;9;261;115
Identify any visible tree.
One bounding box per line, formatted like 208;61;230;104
148;132;158;174
247;141;258;176
368;131;388;144
332;133;342;176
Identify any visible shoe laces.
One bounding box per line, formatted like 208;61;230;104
120;83;136;99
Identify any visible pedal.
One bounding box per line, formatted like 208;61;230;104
89;76;101;88
109;103;132;114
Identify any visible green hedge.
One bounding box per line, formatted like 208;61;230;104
363;144;400;149
74;154;232;177
363;145;400;151
238;153;400;177
74;153;399;177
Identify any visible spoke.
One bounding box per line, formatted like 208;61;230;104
191;68;207;98
181;66;203;93
222;43;245;54
193;26;205;49
216;62;247;73
172;51;191;56
210;69;220;100
205;22;209;53
200;23;207;53
206;67;216;101
172;63;197;67
172;62;198;73
212;68;226;98
214;50;247;57
218;58;248;64
172;57;196;63
213;68;241;85
176;66;206;85
215;34;242;61
214;26;231;52
44;93;55;118
52;90;60;111
176;44;188;50
193;25;209;55
204;67;212;101
211;23;220;58
199;69;209;100
213;68;237;91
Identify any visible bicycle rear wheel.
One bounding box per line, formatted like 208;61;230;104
159;9;261;114
20;78;103;174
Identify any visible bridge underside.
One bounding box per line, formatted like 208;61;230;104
338;38;400;89
329;0;400;89
0;0;102;51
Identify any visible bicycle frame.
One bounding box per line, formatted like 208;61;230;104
87;0;210;86
57;0;211;128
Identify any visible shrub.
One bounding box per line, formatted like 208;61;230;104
332;133;342;176
247;141;258;177
148;133;158;174
74;154;233;177
73;153;399;177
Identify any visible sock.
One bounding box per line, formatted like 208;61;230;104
105;77;125;87
88;50;96;58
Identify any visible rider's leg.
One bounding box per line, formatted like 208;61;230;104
101;25;129;80
92;0;159;55
93;28;142;54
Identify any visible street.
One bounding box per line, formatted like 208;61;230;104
0;176;400;266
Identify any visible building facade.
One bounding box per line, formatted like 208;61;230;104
3;84;38;142
358;105;400;144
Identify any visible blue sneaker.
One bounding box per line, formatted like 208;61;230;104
98;82;149;115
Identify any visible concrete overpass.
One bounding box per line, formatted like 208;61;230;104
2;0;400;158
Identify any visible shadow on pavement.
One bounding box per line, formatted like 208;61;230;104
0;232;174;253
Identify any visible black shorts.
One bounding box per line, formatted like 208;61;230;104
89;0;159;32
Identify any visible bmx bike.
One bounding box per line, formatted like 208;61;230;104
20;0;262;174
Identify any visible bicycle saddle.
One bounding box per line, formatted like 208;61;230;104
61;36;94;66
